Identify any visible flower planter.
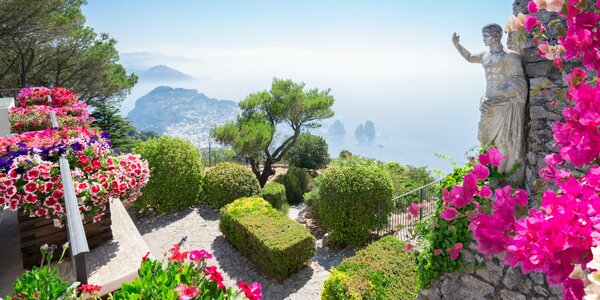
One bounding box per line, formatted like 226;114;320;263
17;206;113;269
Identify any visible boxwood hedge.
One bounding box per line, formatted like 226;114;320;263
260;182;287;210
220;197;316;279
316;158;393;246
204;162;261;208
132;136;203;214
321;236;417;300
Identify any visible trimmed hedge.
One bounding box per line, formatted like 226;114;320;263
316;158;393;246
132;136;203;214
261;182;286;210
274;166;315;204
321;236;417;300
220;197;316;279
204;162;261;208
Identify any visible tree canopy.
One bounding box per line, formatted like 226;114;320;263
0;0;137;105
212;78;334;186
284;132;329;170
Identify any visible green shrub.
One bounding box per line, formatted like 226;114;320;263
416;163;473;289
284;133;329;170
316;158;393;246
133;136;203;214
261;182;287;210
274;166;315;204
383;162;435;197
204;162;261;208
321;236;417;300
220;197;316;279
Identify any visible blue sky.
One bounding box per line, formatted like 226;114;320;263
83;0;517;172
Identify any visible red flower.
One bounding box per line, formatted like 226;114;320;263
142;251;150;262
78;284;102;295
24;169;40;181
238;280;263;300
92;159;102;170
52;190;64;199
91;184;101;195
35;208;47;217
25;194;38;204
77;154;89;166
167;244;189;263
204;266;225;289
24;181;38;194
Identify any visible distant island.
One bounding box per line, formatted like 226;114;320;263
137;65;193;82
328;119;346;136
355;120;376;140
128;86;239;147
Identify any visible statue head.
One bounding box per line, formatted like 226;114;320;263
482;23;503;47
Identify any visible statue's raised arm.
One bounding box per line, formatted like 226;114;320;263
452;32;483;64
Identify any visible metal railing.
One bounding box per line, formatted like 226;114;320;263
48;95;90;283
375;180;441;240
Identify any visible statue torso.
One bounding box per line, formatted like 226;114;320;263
481;49;526;99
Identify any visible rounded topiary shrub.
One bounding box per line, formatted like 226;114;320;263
261;182;286;210
274;166;315;204
204;162;260;208
317;159;393;246
321;236;416;300
133;136;203;214
284;133;329;170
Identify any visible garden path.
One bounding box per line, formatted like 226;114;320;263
133;203;356;300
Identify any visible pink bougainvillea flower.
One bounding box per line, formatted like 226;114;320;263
440;207;458;221
239;281;263;300
189;249;213;262
408;203;422;218
204;266;225;290
528;0;539;13
472;164;490;180
433;249;442;256
174;284;200;300
562;278;585;300
447;243;463;260
478;185;492;198
524;15;538;32
404;243;413;251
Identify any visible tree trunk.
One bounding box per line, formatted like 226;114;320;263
257;159;276;188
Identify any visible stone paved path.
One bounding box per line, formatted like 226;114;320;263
133;203;356;300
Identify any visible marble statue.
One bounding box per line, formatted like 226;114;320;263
452;23;527;184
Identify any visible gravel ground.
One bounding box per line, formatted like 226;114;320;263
133;203;356;300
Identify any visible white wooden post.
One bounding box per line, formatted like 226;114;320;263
0;97;14;137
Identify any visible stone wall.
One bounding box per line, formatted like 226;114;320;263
417;243;562;300
509;0;578;201
417;1;577;299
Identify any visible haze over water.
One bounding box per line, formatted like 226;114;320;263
83;0;515;174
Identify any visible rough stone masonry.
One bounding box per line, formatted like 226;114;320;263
418;0;582;298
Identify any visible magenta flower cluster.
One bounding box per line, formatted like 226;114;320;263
439;1;600;299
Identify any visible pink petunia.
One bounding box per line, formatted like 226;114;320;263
174;284;199;300
189;249;213;262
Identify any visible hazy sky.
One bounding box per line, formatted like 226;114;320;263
82;0;517;172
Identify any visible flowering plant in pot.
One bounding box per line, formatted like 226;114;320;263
9;86;92;133
0;126;149;226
